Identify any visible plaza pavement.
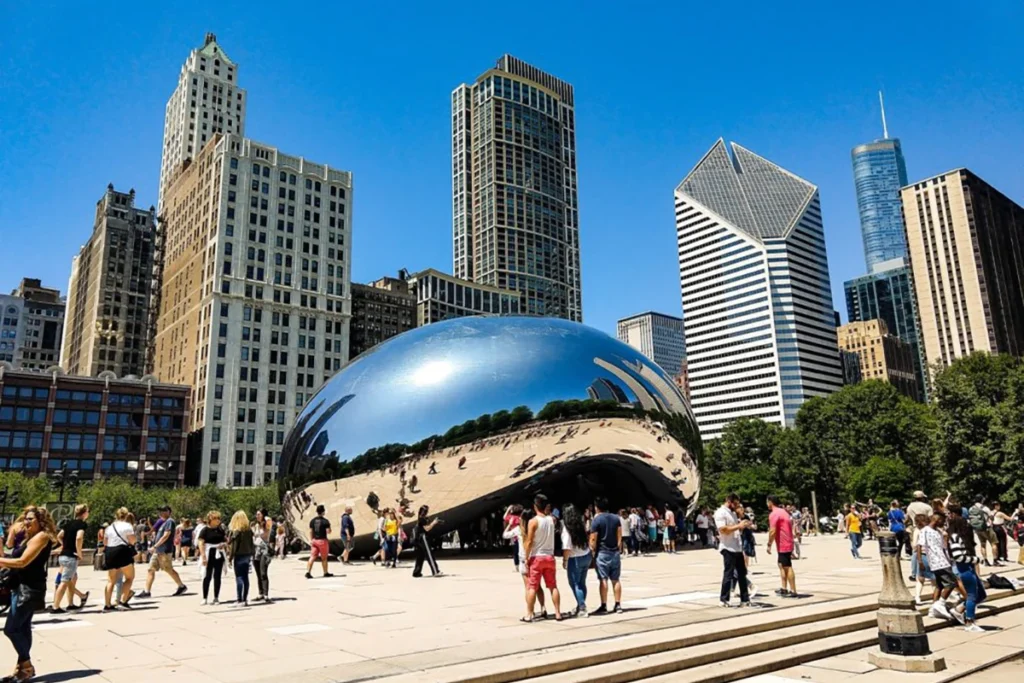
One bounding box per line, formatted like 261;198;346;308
2;532;1020;682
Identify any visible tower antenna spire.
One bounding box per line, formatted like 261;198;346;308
879;90;889;139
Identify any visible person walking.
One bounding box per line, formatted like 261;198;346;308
137;506;187;599
504;509;546;617
0;506;57;682
193;515;208;582
917;511;962;621
252;510;273;601
227;511;254;607
888;500;908;560
411;505;443;578
846;505;864;559
372;509;387;566
305;504;334;578
339;506;356;565
103;507;137;611
948;503;986;631
589;498;623;615
992;502;1011;563
766;495;797;598
968;497;999;567
383;510;400;569
198;510;227;605
522;494;562;622
715;493;752;608
178;518;194;566
51;504;90;613
561;504;591;617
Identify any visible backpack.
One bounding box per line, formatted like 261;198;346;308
967;505;987;531
986;574;1014;590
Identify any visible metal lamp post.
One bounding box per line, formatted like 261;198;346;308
51;463;80;503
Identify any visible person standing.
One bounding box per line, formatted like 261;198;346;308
561;504;591;617
695;509;710;548
766;496;797;598
968;497;999;567
888;500;908;559
663;505;676;554
137;506;187;599
227;511;254;607
252;510;273;602
305;505;334;579
383;510;400;568
948;503;986;631
102;507;137;611
589;498;623;615
522;494;562;622
340;506;355;565
51;504;90;613
0;506;57;682
198;511;227;605
178;518;194;566
372;509;387;566
504;510;546;617
503;505;523;572
411;505;443;578
991;502;1011;563
846;505;863;559
715;493;752;608
628;508;644;555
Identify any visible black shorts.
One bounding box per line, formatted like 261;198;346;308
934;567;957;590
104;544;135;570
777;552;793;568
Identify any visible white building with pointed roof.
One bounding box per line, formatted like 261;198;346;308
675;140;842;440
158;33;247;211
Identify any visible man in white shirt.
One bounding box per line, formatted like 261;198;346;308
628;509;642;556
714;494;752;607
695;510;710;548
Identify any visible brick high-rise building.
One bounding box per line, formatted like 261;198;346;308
836;319;920;400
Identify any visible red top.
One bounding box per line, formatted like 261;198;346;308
769;507;794;553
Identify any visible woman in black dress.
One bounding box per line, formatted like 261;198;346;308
0;505;57;682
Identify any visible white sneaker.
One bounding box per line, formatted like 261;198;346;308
720;601;733;608
964;623;984;633
931;601;953;620
952;609;965;625
577;607;589;618
201;599;208;606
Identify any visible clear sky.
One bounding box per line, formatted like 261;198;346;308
1;1;1021;337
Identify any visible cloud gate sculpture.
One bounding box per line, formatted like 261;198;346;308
279;316;701;556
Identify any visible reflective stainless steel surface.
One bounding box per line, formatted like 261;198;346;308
280;316;701;555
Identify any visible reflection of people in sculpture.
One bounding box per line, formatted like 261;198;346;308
428;462;437;475
412;506;443;578
409;475;419;493
458;456;467;470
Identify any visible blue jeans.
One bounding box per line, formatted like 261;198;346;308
849;532;862;558
234;555;252;604
956;563;986;621
566;552;591;610
4;593;34;663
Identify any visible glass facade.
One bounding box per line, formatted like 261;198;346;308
844;262;925;399
851;139;908;271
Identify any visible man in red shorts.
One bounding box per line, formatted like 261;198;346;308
522;494;562;622
305;505;334;579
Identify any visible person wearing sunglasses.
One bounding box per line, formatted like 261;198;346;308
0;505;58;682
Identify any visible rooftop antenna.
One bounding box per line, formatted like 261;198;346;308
878;90;889;140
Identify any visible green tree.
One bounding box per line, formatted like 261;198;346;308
845;456;916;504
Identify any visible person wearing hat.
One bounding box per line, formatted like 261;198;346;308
137;505;188;598
906;492;933;552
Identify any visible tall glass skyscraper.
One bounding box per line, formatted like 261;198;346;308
851;138;908;271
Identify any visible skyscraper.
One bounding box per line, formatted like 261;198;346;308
676;140;843;440
902;169;1024;372
616;311;686;377
348;274;416;360
158;33;246;211
0;279;65;370
154;134;352;487
452;55;581;321
62;186;157;377
836;319;920;400
851;94;909;271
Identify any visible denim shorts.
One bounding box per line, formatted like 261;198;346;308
596;550;621;581
58;555;79;582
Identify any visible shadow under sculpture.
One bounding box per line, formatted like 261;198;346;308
278;316;702;557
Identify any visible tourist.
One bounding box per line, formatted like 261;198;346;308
645;505;658;549
194;515;208;582
918;511;961;620
198;511;228;605
948;503;985;631
137;506;187;599
522;494;562;622
618;509;632;556
695;508;710;548
103;507;137;611
372;509;387;566
383;509;400;568
909;513;935;603
992;502;1011;563
741;507;757;569
178;518;194;566
252;510;273;601
589;497;623;615
51;504;90;613
340;506;355;565
766;495;797;598
663;504;676;554
716;494;752;607
846;505;863;559
628;508;644;555
305;504;334;579
227;511;254;607
275;520;287;559
968;496;999;567
560;504;591;616
504;509;546;617
503;505;523;572
411;505;443;578
787;505;803;559
888;500;908;560
0;506;57;682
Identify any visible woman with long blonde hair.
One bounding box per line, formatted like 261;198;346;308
227;511;255;606
103;507;137;611
0;506;58;681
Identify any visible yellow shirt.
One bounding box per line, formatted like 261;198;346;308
846;513;862;534
384;519;398;536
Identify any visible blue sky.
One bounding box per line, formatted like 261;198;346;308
1;1;1021;336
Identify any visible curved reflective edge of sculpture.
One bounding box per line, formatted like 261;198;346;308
278;316;702;555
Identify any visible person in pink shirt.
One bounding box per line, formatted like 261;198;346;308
766;495;797;598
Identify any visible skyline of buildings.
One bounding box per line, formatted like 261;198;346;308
452;55;582;322
836;319;920;400
675;140;844;441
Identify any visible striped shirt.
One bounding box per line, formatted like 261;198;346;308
949;532;977;565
